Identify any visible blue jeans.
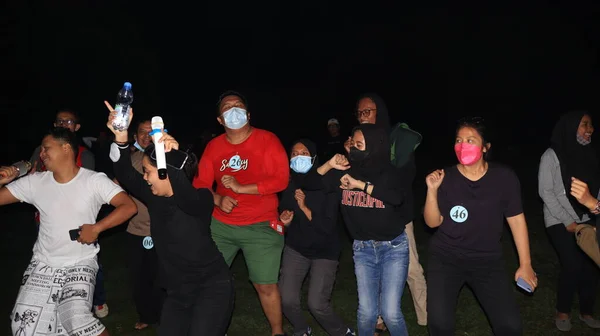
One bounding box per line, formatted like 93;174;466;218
353;232;409;336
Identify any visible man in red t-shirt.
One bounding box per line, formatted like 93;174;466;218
193;91;289;336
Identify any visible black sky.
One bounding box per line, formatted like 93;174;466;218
3;1;600;163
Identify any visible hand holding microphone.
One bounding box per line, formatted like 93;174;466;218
0;162;27;185
150;117;168;180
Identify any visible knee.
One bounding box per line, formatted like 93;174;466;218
279;287;297;308
61;315;104;336
381;306;404;325
427;311;454;334
307;296;329;316
494;315;522;336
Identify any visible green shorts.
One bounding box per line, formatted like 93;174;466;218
211;217;284;284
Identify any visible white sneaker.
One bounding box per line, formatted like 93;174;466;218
94;304;109;318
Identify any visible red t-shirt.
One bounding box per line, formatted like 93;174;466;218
193;128;289;225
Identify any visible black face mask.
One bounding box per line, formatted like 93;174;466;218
349;147;369;162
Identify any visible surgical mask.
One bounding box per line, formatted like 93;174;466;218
349;147;368;162
290;155;313;173
454;143;483;165
133;141;145;152
222;107;248;130
577;134;592;146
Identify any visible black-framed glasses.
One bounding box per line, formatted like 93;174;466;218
355;108;376;118
55;119;76;126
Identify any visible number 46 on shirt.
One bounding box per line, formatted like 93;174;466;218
450;205;469;223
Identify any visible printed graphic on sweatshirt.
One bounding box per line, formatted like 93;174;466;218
220;154;249;172
341;190;385;209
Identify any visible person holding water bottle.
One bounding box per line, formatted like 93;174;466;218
423;117;537;336
105;102;234;336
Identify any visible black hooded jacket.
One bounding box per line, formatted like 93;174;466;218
325;124;411;241
280;139;341;260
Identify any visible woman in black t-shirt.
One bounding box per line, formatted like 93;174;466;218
423;117;537;336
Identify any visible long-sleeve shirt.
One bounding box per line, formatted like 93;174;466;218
111;144;229;288
538;148;589;228
325;167;410;241
279;179;341;260
193;128;289;225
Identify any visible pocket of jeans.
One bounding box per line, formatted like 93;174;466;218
390;232;408;248
352;240;363;252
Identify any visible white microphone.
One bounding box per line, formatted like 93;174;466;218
12;161;32;178
151;116;167;180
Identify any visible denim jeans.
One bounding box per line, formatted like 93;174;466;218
353;231;409;336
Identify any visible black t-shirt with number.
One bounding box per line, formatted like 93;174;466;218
430;163;523;260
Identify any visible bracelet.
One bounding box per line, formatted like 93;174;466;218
591;200;600;215
114;141;129;149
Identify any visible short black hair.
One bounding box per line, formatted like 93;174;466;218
45;127;79;159
135;118;152;133
216;90;248;115
56;109;80;124
456;116;492;160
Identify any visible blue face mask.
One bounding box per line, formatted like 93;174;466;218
222;107;248;130
133;141;145;152
290;155;313;173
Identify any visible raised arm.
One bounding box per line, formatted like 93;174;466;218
110;143;153;203
105;102;153;203
424;169;445;228
0;166;23;206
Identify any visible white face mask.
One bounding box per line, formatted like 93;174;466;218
222;107;248;130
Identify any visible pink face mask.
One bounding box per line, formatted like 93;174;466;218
454;143;483;165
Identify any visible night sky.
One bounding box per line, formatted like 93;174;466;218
4;1;600;166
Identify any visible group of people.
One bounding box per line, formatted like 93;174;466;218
1;89;599;336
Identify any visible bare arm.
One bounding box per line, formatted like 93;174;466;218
0;187;19;206
424;188;443;228
299;205;312;221
506;213;532;268
92;191;137;233
0;166;23;206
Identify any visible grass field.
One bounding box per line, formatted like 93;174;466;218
2;154;600;335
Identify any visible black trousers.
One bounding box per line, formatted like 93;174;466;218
279;246;348;336
158;270;234;336
127;233;165;324
547;224;599;315
427;253;522;336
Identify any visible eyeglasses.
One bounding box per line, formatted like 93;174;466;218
55;119;76;126
355;108;376;118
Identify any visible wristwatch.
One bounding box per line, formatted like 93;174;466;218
363;182;371;193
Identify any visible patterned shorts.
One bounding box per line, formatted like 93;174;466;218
11;257;104;336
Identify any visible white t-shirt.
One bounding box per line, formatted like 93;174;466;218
6;168;123;267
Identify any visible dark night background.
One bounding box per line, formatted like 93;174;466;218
3;1;600;166
3;2;600;334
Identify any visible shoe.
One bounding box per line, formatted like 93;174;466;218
555;316;572;332
580;315;600;328
94;304;109;318
345;328;356;336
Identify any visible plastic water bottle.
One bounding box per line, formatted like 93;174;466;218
112;82;133;131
